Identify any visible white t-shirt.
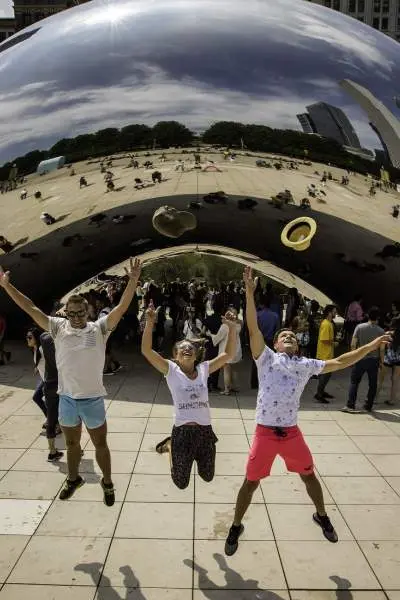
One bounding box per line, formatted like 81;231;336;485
34;347;45;381
255;346;325;427
165;360;211;426
211;322;242;364
48;316;109;399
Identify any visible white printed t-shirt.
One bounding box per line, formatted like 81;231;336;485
48;316;109;399
165;360;211;426
255;346;325;427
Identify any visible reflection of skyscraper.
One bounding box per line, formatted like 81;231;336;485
340;78;400;168
297;113;316;134
302;102;361;148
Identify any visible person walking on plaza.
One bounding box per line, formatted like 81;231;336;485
0;258;141;504
141;302;237;490
341;306;384;413
314;304;337;403
224;267;392;557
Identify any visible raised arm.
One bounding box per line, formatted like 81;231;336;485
209;312;237;374
322;333;392;374
141;302;169;375
0;267;49;330
107;258;141;331
243;266;265;359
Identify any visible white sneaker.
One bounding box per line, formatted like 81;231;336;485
340;406;363;414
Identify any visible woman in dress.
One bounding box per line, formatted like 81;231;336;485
141;302;237;489
208;308;242;395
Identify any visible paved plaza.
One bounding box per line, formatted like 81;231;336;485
0;343;400;599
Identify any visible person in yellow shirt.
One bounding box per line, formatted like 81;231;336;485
315;305;337;403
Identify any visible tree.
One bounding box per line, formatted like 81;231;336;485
120;124;152;150
152;121;194;148
202;121;246;146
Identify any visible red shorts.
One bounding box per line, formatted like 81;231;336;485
246;424;314;481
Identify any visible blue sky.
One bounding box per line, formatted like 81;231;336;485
0;0;13;17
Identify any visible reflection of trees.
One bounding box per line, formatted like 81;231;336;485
2;117;399;182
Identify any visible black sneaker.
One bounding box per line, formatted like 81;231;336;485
101;478;115;506
313;513;338;543
47;450;63;462
59;476;85;500
323;392;334;399
314;394;330;404
224;523;244;556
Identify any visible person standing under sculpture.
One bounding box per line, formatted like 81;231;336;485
0;258;141;504
224;267;392;557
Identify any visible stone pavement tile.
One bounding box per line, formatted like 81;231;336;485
0;424;40;449
212;420;247;435
133;451;170;475
0;471;65;499
297;421;346;436
0;585;97;599
86;433;143;452
278;541;380;590
384;422;400;436
141;433;172;452
291;592;386;600
387;593;400;600
126;473;193;503
240;408;258;421
0;536;29;583
268;505;353;541
298;410;334;421
106;417;148;433
305;435;361;454
366;455;400;476
36;500;121;537
0;450;24;471
106;402;152;418
216;435;249;453
211;408;243;419
149;404;174;418
8;536;110;585
195;475;263;504
95;590;191;600
13;401;49;416
194;591;290;600
350;436;400;454
31;432;89;451
322;476;400;504
261;474;334;505
101;539;192;588
11;449;68;473
0;472;5;481
0;499;51;535
145;418;173;434
69;473;131;502
78;451;137;474
359;541;400;590
195;503;273;541
314;453;380;476
193;540;286;589
386;477;400;496
337;419;393;437
339;505;400;540
115;501;193;539
213;453;248;476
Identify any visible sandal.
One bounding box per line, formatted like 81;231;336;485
156;436;171;454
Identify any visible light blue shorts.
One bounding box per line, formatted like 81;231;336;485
59;395;106;430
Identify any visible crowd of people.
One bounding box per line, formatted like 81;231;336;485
0;260;398;560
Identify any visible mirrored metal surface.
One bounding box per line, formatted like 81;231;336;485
0;0;399;322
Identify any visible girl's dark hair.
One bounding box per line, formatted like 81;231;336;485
26;327;41;346
172;339;206;366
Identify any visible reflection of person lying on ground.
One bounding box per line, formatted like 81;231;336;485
79;176;88;188
104;171;114;182
203;191;227;204
392;205;399;218
300;197;311;210
143;161;153;169
335;253;385;272
106;180;115;192
134;178;145;189
40;212;56;225
152;171;162;184
112;214;136;224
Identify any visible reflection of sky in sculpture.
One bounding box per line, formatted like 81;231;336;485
0;0;400;162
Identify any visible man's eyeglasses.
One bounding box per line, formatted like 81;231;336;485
66;310;87;318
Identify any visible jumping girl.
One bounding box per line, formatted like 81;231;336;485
141;302;237;489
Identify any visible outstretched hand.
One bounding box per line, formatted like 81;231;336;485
0;266;10;288
222;310;237;328
145;301;156;323
243;266;258;293
124;257;141;281
370;332;393;350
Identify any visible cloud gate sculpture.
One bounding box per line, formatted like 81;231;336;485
0;0;399;325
